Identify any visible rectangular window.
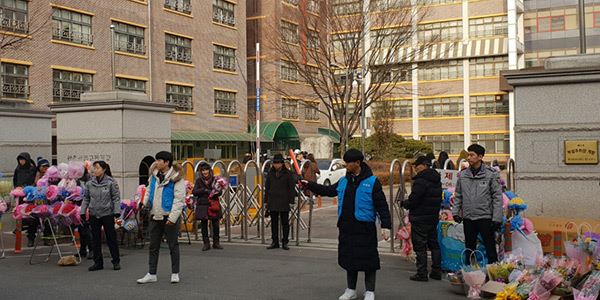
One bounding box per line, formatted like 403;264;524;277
305;102;319;120
332;0;361;15
377;100;412;118
112;21;145;55
282;98;299;119
307;0;320;13
308;29;320;49
470;94;508;115
164;0;191;14
214;89;236;115
280;60;298;82
281;20;299;44
1;62;29;99
283;0;299;5
52;7;93;46
216;143;237;159
0;0;28;33
116;77;146;93
332;32;359;52
417;20;462;42
306;65;319;81
165;33;192;64
166;83;193;111
417;60;463;81
469;16;508;38
52;69;93;102
213;44;236;72
472;134;509;154
419;96;464;117
372;65;412;82
213;0;235;26
469;56;508;77
373;0;410;11
537;16;565;32
417;0;461;5
421;135;465;154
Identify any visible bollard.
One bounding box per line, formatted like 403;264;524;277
317;196;322;208
504;223;512;252
74;228;81;248
553;231;562;257
14;220;22;253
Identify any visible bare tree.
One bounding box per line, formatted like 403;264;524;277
0;6;49;53
265;0;435;154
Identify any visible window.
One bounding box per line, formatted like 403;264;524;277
280;60;298;82
166;84;193;111
537;16;565;32
373;0;409;11
417;0;461;5
469;16;508;38
307;0;320;13
213;0;235;26
282;98;299;119
417;60;463;81
52;69;93;102
332;0;361;15
332;32;359;52
377;100;412;118
214;89;236;115
472;134;509;154
112;21;145;55
305;65;319;81
0;0;28;33
308;29;319;49
372;65;412;82
1;62;29;99
419;96;463;117
372;27;409;48
470;94;508;115
421;135;464;154
283;0;299;5
281;20;299;44
469;56;508;77
52;8;93;46
116;77;146;93
417;20;462;42
305;102;319;120
213;45;236;72
165;33;192;64
595;12;600;28
164;0;191;14
216;143;237;159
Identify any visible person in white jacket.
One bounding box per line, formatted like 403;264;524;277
137;151;185;284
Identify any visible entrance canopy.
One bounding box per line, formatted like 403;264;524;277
249;121;299;141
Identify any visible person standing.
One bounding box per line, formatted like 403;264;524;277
264;153;296;251
437;151;455;170
193;162;224;251
13;152;38;246
137;151;185;284
301;153;320;198
303;149;391;300
34;157;50;184
401;156;442;282
80;161;121;271
452;144;503;264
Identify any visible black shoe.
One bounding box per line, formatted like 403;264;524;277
88;264;103;271
113;263;121;271
202;243;211;251
410;274;429;282
281;243;290;250
266;243;279;250
212;242;224;250
27;239;35;247
87;252;94;260
429;272;442;280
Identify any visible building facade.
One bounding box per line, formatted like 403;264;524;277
0;0;248;163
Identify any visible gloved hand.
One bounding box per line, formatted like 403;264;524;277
381;228;391;241
299;180;309;190
454;216;463;224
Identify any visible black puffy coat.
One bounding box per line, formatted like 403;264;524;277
13;152;37;188
402;168;442;224
264;167;296;212
307;163;391;271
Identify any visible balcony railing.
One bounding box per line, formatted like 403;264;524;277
115;40;146;55
52;26;93;46
0;17;27;33
2;82;29;99
167;96;193;112
164;0;191;14
166;50;192;63
213;10;235;26
53;87;85;102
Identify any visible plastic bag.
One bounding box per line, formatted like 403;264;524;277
512;231;543;266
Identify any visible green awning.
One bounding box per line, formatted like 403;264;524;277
318;127;340;142
172;131;267;142
249;121;299;141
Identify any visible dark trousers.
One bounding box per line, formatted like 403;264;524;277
463;218;498;263
347;270;376;292
148;217;180;274
411;222;441;276
75;222;92;256
200;218;220;241
24;218;51;241
270;211;289;245
90;215;120;266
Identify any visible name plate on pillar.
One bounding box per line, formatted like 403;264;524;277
564;140;598;165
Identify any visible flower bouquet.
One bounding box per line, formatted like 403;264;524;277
528;270;563;300
488;262;517;283
462;250;488;299
573;270;600;300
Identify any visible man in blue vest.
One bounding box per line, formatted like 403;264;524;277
303;149;391;300
137;151;185;284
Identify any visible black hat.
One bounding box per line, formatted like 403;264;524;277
272;153;284;163
343;148;364;163
413;156;432;166
155;151;173;163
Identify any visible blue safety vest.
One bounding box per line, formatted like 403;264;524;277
336;175;377;222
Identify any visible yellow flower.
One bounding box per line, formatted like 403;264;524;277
585;237;591;244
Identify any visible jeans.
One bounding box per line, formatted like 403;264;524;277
148;217;180;274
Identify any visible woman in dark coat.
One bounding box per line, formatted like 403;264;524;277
264;153;296;250
303;149;391;300
192;162;223;251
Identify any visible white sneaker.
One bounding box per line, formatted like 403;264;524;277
171;273;180;284
137;273;157;284
339;288;358;300
364;291;375;300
